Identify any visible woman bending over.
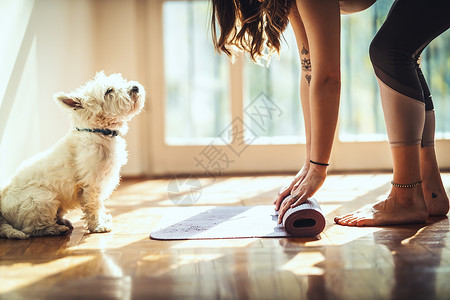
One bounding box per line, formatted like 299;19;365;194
210;0;375;223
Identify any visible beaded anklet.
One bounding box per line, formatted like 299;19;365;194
391;180;422;188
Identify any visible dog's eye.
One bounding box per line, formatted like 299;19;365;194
105;88;114;96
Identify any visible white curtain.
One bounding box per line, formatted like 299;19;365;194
0;0;148;186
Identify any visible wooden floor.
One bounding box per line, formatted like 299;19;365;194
1;173;450;300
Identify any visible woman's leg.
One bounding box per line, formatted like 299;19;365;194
335;145;428;226
418;67;450;215
421;144;449;216
335;0;450;226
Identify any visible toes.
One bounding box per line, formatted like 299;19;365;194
334;216;345;223
336;218;349;226
334;216;343;224
335;214;361;226
347;217;366;226
334;212;354;221
334;215;347;223
337;215;353;224
346;219;357;226
353;218;373;227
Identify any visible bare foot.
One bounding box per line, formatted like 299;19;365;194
422;176;449;216
334;186;428;226
420;146;449;216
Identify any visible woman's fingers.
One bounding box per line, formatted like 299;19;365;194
277;193;307;224
274;176;298;209
291;167;326;199
278;168;327;222
277;195;294;224
274;180;296;207
277;187;308;224
292;179;302;190
291;192;308;208
274;165;311;211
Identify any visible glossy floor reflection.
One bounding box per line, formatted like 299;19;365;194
1;173;450;299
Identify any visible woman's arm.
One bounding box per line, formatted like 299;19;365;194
277;0;341;223
299;0;341;165
274;3;311;211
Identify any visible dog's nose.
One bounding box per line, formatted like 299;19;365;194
130;86;139;93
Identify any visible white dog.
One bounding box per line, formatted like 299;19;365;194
0;72;145;239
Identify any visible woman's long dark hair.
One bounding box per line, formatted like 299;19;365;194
211;0;293;62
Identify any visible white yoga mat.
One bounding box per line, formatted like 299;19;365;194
150;198;325;240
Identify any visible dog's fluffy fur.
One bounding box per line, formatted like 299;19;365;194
0;72;145;239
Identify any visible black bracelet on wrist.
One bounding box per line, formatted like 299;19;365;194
309;159;329;167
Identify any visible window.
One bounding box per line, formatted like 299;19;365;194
163;2;231;144
243;26;304;144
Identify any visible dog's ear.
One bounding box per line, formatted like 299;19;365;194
95;71;106;80
55;93;83;109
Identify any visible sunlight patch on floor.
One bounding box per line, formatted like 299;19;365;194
282;251;325;275
323;225;382;246
170;238;261;249
0;255;94;294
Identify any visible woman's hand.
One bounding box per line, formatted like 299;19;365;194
273;163;310;211
277;165;327;224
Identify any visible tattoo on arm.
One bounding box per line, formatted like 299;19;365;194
301;58;311;72
301;44;311;86
305;74;312;86
301;45;309;55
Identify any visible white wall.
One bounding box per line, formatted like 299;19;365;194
0;0;150;186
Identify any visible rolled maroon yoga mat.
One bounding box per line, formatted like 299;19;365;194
280;198;326;236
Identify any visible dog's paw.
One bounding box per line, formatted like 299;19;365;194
89;222;113;233
9;231;30;240
86;213;113;233
88;216;112;233
57;225;72;235
32;224;71;237
101;213;112;224
16;232;31;239
57;218;74;230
